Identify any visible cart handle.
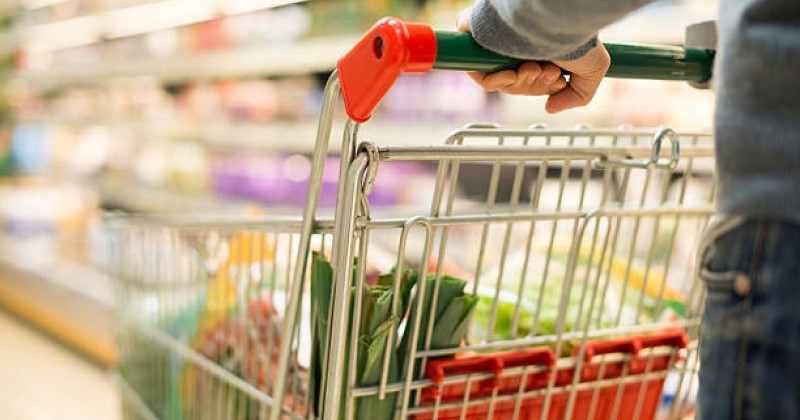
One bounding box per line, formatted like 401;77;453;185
337;17;715;123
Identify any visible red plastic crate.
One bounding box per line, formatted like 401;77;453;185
416;330;688;420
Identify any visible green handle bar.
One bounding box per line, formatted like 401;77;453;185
433;30;714;83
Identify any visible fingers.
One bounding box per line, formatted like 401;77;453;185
529;62;567;94
458;11;608;113
467;69;516;91
468;62;567;95
506;62;567;95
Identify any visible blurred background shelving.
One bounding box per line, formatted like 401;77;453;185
0;0;717;417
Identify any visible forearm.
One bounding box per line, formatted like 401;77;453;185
470;0;654;60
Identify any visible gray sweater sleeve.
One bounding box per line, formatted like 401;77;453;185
470;0;654;60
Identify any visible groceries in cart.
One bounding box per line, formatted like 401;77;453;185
307;241;693;419
470;249;684;348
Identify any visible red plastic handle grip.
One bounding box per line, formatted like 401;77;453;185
424;348;556;399
425;356;503;385
630;330;689;373
425;348;556;385
425;356;502;398
637;329;690;350
336;17;437;123
495;348;557;369
575;337;642;362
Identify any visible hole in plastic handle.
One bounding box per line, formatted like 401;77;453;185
337;17;437;123
373;36;384;59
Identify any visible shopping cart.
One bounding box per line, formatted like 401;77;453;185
109;18;717;420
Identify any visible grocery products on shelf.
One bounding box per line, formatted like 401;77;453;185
0;176;102;305
212;152;437;209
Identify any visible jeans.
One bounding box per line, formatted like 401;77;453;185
697;218;800;420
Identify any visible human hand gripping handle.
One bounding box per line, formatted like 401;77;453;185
455;9;610;114
335;17;714;123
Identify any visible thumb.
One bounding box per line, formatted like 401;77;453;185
545;74;602;113
546;44;610;113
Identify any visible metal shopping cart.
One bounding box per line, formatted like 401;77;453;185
110;18;717;420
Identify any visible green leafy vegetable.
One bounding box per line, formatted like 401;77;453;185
310;251;334;416
310;253;475;419
310;253;419;419
399;274;476;378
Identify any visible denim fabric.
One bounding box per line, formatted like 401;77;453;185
697;218;800;420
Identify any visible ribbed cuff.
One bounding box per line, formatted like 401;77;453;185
470;0;598;61
557;36;599;61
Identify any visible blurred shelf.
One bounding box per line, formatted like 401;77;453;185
601;1;718;44
20;117;461;152
16;0;309;48
13;34;358;92
95;175;255;214
0;250;117;367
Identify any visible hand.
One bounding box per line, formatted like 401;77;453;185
457;8;611;114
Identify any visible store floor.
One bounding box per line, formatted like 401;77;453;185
0;310;121;420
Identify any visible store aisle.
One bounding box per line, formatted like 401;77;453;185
0;310;121;420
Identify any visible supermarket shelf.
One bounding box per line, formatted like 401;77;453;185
95;175;349;217
22;118;331;153
600;1;719;45
0;255;117;367
16;0;309;48
95;175;256;214
21;117;461;152
13;35;358;91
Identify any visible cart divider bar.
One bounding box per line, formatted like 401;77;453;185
445;126;712;141
414;320;700;359
375;145;714;162
359;207;714;230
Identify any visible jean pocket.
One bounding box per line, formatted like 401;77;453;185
699;266;745;302
698;236;752;303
